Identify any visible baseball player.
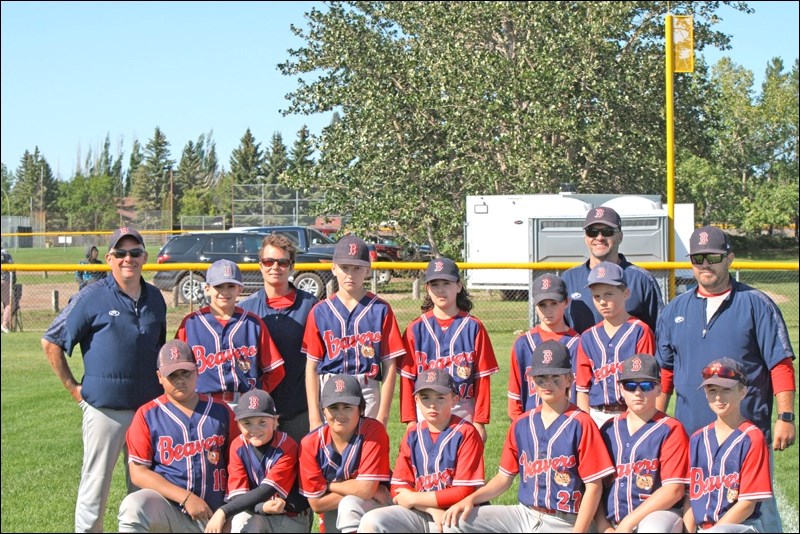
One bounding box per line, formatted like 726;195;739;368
360;369;485;532
176;259;285;405
118;340;240;533
562;206;664;333
596;355;689;533
298;373;392;533
575;261;656;428
442;341;615;533
303;235;406;430
508;273;580;418
206;389;311;533
683;358;773;533
399;257;498;442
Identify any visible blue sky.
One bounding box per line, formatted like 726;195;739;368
1;1;798;179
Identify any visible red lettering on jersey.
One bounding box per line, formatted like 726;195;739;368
415;351;476;374
519;451;577;482
689;467;740;498
593;361;625;381
415;468;454;491
323;330;382;360
616;458;660;478
194;345;258;374
158;434;226;465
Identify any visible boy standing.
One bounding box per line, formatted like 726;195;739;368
684;358;773;533
176;259;285;406
508;273;580;418
298;373;392;533
596;355;689;533
206;389;311;533
360;369;485;532
443;341;615;533
118;340;239;533
575;261;656;428
303;235;406;429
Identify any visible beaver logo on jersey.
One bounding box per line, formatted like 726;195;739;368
554;470;571;486
636;473;654;490
361;345;375;358
207;450;220;465
727;487;739;503
698;232;709;245
456;365;471;379
237;356;251;373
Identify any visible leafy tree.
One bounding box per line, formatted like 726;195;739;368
56;173;120;230
130;127;174;215
1;163;13;216
279;1;748;254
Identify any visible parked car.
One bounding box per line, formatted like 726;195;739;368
152;231;336;303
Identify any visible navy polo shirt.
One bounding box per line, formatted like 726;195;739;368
44;275;167;410
239;285;317;419
656;279;794;439
562;253;664;333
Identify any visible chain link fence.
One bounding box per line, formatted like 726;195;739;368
3;265;797;343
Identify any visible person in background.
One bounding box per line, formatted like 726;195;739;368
1;241;13;334
76;245;107;290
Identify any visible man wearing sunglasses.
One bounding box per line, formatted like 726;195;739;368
656;225;794;532
42;227;168;532
562;206;664;334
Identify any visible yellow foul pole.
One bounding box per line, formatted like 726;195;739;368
665;14;676;299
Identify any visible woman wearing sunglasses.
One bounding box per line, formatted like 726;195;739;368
594;355;690;533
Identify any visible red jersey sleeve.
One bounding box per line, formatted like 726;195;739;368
301;305;324;362
738;426;773;501
770;358;796;393
661;368;675;394
298;431;328;498
575;341;594;391
451;423;485;487
175;316;190;342
659;417;690;485
472;375;491;424
399;326;419;423
126;403;155;466
498;416;522;476
355;419;392;481
472;319;499;378
390;425;416;495
575;410;615;482
634;321;656;355
262;433;299;498
226;437;250;496
380;306;406;361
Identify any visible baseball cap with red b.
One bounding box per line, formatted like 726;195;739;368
206;259;243;287
688;226;731;255
158;339;197;377
619;355;660;382
333;235;371;267
321;374;364;408
235;389;279;420
109;226;145;251
586;261;627;287
583;206;622;229
527;340;572;376
532;273;568;306
414;368;458;395
425;257;460;283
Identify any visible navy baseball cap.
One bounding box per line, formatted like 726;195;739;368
235;389;279;420
414;369;458;395
333;235;371;267
586;261;627;287
527;340;572;376
158;339;197;377
532;273;567;306
583;206;622;229
688;226;731;255
321;374;364;407
109;227;145;250
206;259;243;287
619;355;660;382
699;357;747;389
425;257;460;283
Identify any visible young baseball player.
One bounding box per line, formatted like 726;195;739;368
508;272;580;418
303;235;406;430
595;355;689;533
176;259;285;406
399;257;498;442
298;373;392;533
205;389;311;533
442;341;615;533
575;261;656;428
118;339;240;533
360;368;485;532
683;358;773;533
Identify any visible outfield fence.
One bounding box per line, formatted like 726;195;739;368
1;262;797;336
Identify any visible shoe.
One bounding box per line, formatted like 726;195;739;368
0;326;9;334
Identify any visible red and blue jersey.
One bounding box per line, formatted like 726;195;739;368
507;326;580;417
391;415;484;495
400;311;498;423
227;430;298;501
576;318;655;407
303;293;406;380
600;411;689;523
499;405;614;512
688;421;772;526
177;306;285;396
298;417;391;499
127;394;239;511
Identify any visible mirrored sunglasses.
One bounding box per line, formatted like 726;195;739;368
620;381;658;393
110;248;145;259
701;365;745;384
690;253;726;265
585;228;617;238
260;258;291;268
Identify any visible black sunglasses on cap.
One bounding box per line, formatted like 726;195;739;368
690;253;726;265
260;258;291;268
110;248;145;259
585;228;617;238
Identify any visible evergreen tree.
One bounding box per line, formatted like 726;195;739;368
229;129;266;224
10;148;58;216
126;139;144;197
264;132;293;219
130;127;174;216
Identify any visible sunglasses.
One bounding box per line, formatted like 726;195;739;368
701;364;745;384
620;381;658;393
260;258;291;268
110;248;145;259
690;253;726;265
585;228;617;238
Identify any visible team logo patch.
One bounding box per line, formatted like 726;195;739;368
554;470;571;486
170;346;180;360
631;357;642;371
542;349;553;364
541;278;551;290
223;264;232;277
435;260;444;272
571;292;581;299
594;208;604;219
456;365;471;379
361;345;375;358
426;371;437;383
698;232;709;245
237;357;251;373
335;379;345;392
108;310;120;316
348;243;358;256
248;396;260;410
726;487;739;503
635;473;654;490
597;267;606;278
207;450;220;465
675;316;684;323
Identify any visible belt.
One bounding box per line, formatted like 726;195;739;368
526;505;573;522
210;391;241;403
593;403;627;414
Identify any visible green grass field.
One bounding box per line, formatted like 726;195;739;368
1;326;798;532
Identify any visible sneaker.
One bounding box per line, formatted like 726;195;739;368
0;326;9;334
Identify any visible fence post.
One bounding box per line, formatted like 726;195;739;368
52;290;59;313
172;286;179;307
412;277;420;300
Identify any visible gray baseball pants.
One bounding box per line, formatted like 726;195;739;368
455;503;576;533
359;505;461;533
230;508;312;532
117;488;207;533
321;494;385;533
